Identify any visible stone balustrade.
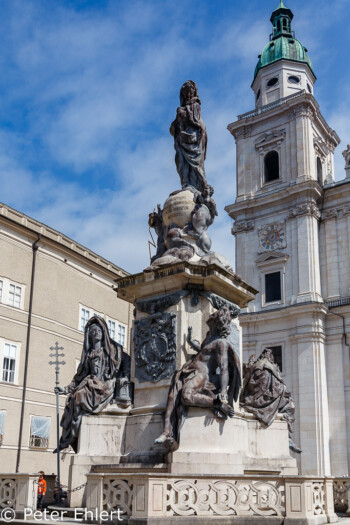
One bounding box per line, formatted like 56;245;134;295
0;474;38;515
86;472;337;524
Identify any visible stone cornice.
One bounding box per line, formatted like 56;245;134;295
239;301;328;323
225;180;321;220
116;261;258;308
228;93;340;150
0;201;128;278
321;208;338;221
323;178;350;201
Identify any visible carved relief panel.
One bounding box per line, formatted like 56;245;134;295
134;313;176;383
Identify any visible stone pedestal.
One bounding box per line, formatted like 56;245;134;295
167;407;297;476
117;261;256;414
68;406;129;508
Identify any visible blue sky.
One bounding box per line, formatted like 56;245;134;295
0;0;349;273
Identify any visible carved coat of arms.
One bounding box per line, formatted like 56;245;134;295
134;313;176;382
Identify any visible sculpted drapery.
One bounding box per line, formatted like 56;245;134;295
55;316;129;452
240;349;301;453
170;80;208;194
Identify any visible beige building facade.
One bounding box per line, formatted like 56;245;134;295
226;1;350;477
0;202;132;484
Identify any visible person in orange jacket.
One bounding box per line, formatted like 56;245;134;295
37;471;47;510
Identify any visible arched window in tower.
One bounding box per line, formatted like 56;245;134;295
277;19;281;32
317;157;323;184
283;18;287;30
264;151;279;183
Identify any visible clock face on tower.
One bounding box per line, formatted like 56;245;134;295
258;223;286;252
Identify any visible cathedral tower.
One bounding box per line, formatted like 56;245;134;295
225;1;350;477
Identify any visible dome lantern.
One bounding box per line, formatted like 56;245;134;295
252;1;316;108
270;0;294;39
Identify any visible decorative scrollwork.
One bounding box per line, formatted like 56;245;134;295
289;203;320;220
248;481;284;517
102;479;132;516
312;482;325;516
231;221;255;235
166;479;284;517
0;478;16;509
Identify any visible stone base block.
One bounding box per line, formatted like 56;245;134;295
167;407;298;476
68;409;128;508
77;408;128;456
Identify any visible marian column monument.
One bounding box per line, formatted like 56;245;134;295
60;79;336;524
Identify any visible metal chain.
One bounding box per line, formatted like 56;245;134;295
33;479;87;494
66;482;87;493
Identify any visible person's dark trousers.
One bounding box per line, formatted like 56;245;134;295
37;495;43;510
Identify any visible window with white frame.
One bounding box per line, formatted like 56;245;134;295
80;307;90;331
108;320;116;340
0;411;5;446
79;306;127;347
2;343;17;383
264;151;279;183
0;279;24;309
79;305;105;331
8;284;22;308
265;272;282;303
117;324;126;347
30;416;51;449
256;252;288;308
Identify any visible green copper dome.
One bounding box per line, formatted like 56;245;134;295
254;1;314;80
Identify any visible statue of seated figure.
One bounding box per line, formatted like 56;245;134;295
54;316;131;453
240;348;301;454
155;306;241;446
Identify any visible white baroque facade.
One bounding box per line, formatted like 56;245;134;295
226;1;350;477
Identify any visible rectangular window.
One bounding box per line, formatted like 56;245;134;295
0;411;5;446
269;345;283;372
8;284;21;308
265;272;281;303
80;308;90;331
30;416;50;449
2;343;17;383
117;325;126;347
108;320;116;340
0;280;3;302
